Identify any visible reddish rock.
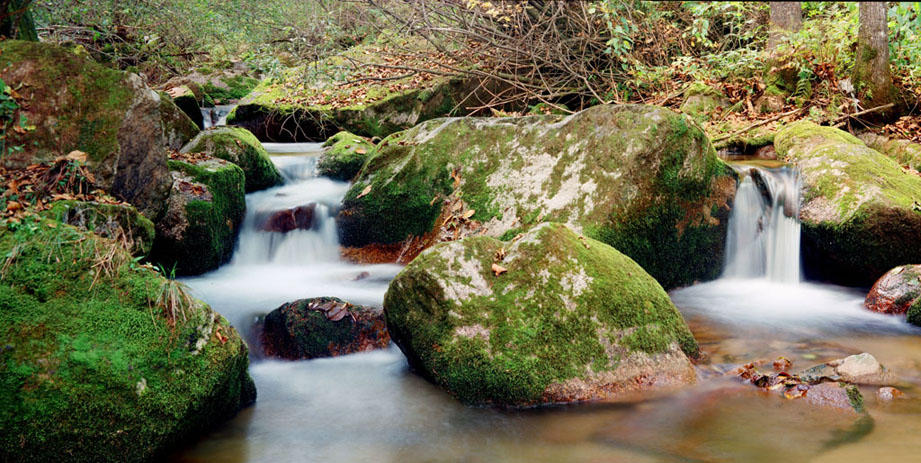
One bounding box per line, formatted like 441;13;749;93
753;144;777;160
258;297;390;360
260;203;316;233
864;265;921;315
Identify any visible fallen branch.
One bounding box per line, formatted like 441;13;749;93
712;108;805;143
833;103;895;128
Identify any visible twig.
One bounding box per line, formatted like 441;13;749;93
712;108;805;143
832;103;895;128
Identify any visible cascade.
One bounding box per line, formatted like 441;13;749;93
722;165;802;283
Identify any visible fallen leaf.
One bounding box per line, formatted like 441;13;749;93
355;148;367;155
6;201;21;211
491;263;507;276
461;209;475;220
357;184;372;199
66;151;87;163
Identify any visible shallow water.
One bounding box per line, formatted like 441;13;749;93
172;147;921;463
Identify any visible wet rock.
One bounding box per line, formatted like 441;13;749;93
0;221;255;463
0;40;188;219
384;223;699;407
753;144;777;160
802;382;865;413
258;203;316;233
166;84;205;129
877;386;904;402
317;131;374;181
182;127;282;192
259;297;390;360
865;265;921;315
830;353;897;386
775;121;921;286
149;158;246;275
45;200;156;256
341;104;736;289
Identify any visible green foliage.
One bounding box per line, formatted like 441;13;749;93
0;77;34;158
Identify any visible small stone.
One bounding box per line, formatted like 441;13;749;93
833;353;897;386
877;386;903;401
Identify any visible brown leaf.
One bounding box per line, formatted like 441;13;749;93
6;201;21;211
356;184;372;199
491;263;507;276
327;303;349;322
355;148;367;155
461;209;475;220
495;247;507;261
66;151;88;163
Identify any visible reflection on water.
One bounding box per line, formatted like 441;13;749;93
173;145;921;463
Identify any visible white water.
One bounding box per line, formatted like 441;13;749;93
722;166;801;283
201;104;236;129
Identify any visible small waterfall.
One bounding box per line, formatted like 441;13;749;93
723;165;802;283
201;104;237;129
228;146;351;266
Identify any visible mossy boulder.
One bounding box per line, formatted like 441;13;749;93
339;104;736;289
149;158;246;275
775;121;921;285
384;223;699;407
908;298;921;327
181;127;282;192
0;220;256;463
864;265;921;315
167;85;205;129
858;132;921;172
258;297;390;360
158;94;199;151
45;200;156;256
318;131;374;181
0;40;180;219
202;75;259;103
680;82;731;122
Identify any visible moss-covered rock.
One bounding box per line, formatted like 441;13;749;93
45;200;155;256
680;82;731;122
384;223;698;407
181;127;282;192
158;93;199;150
203;75;259;103
318;131;374;181
0;40;179;219
339;104;736;289
864;265;921;315
908;298;921;327
775;121;921;285
0;220;255;463
168;85;205;129
149;158;246;275
858;132;921;172
258;297;390;360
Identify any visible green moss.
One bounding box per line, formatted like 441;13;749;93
317;131;375;181
0;220;255;463
183;127;281;192
384;223;697;407
907;298;921;327
149;160;245;275
45;201;155;256
202;75;259;102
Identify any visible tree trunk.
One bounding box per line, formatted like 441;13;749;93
767;2;803;52
853;2;902;122
0;0;38;41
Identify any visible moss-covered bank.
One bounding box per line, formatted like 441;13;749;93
0;220;255;462
776;121;921;285
384;223;698;407
45;200;155;256
340;104;735;288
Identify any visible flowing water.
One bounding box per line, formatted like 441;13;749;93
201;105;237;129
172;155;921;463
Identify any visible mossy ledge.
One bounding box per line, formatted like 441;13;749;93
0;220;255;463
776;121;921;285
181;127;282;192
383;223;698;407
340;104;736;289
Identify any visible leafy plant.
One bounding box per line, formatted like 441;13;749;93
0;77;34;158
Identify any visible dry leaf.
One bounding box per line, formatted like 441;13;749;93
461;209;475;219
491;263;507;276
495;247;507;261
355;148;367;155
357;184;373;199
66;151;87;163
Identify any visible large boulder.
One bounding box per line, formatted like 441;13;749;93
0;40;188;219
158;94;200;151
165;85;205;130
865;265;921;315
318;131;374;181
181;127;282;192
259;297;390;360
340;104;736;289
0;221;255;462
149;158;246;275
46;200;156;256
775;121;921;285
680;82;731;122
383;223;699;407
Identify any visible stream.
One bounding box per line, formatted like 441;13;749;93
172;148;921;462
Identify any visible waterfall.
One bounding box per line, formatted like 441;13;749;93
722;165;802;284
201;104;237;129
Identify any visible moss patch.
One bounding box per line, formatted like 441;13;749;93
45;200;155;256
318;131;376;181
182;127;282;192
384;223;697;407
0;220;255;463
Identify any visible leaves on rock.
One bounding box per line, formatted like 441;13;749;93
356;184;372;199
491;263;507;276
